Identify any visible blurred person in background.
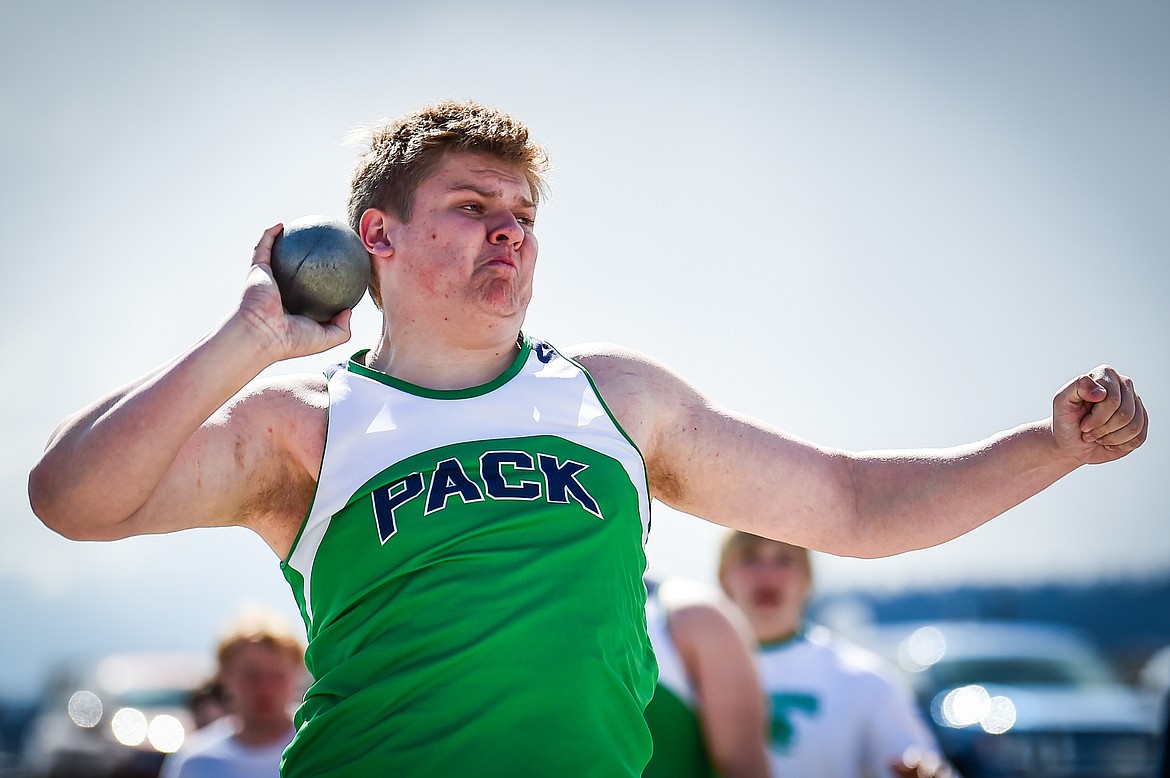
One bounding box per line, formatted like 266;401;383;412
719;531;954;778
643;577;770;778
186;678;228;731
160;611;304;778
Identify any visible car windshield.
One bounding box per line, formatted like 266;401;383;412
929;656;1113;688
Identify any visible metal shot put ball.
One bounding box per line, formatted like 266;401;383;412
270;216;370;323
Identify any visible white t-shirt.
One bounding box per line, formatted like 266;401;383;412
758;624;938;778
160;717;294;778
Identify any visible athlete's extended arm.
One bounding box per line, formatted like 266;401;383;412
577;344;1148;558
28;225;349;546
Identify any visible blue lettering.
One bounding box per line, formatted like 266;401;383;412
425;458;486;514
482;451;541;500
538;454;602;518
371;473;425;543
372;449;608;544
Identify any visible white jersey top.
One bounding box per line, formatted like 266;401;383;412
278;336;656;776
758;624;938;778
159;718;294;778
646;589;696;710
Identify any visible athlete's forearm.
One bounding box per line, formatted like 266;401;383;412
677;410;1080;559
838;420;1080;557
29;316;278;539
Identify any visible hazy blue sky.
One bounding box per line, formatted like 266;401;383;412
2;0;1167;698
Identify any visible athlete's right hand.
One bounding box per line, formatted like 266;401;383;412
237;223;353;360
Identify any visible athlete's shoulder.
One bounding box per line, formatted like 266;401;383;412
564;341;687;396
234;372;329;416
563;341;657;368
224;371;329;478
569;341;705;428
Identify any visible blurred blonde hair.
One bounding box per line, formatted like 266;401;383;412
215;606;305;672
717;530;812;591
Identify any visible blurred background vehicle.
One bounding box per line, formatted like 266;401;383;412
0;695;36;778
20;652;212;778
1139;645;1170;778
857;620;1161;778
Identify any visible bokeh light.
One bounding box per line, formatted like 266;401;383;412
66;690;102;728
147;714;185;753
110;707;148;747
899;626;947;672
936;684;1017;734
941;685;990;727
981;695;1017;735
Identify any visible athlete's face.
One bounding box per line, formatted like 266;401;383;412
721;540;811;643
372;151;539;338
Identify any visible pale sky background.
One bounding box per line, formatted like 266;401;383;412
2;0;1167;698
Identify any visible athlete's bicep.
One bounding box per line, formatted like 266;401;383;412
656;399;855;532
579;344;855;543
122;377;323;541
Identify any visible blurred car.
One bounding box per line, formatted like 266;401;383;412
0;695;37;777
858;620;1160;778
21;652;212;778
1139;644;1170;778
1140;643;1170;699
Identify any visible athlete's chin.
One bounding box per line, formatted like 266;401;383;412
475;285;532;320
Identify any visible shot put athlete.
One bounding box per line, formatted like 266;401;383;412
29;100;1148;776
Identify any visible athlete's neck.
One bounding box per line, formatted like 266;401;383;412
364;330;523;391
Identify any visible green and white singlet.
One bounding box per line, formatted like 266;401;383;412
279;335;656;777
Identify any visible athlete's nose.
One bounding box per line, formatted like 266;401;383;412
489;212;524;249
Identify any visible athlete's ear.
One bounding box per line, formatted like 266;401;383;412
360;208;395;258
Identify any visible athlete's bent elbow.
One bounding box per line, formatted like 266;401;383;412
28;462;59;526
27;463;111;541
